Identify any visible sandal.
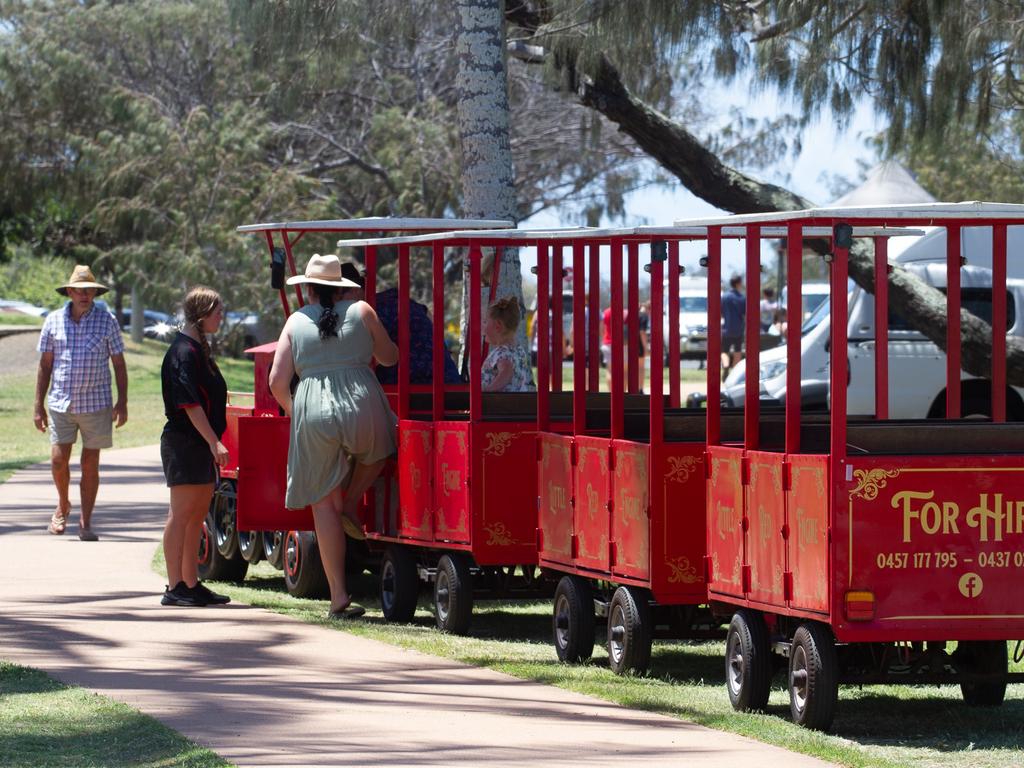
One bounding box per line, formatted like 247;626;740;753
48;510;68;536
341;514;366;541
327;601;366;620
78;528;99;542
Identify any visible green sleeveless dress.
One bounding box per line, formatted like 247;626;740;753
285;301;397;509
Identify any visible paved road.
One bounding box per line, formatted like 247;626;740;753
0;445;833;768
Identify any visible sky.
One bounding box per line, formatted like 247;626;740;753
518;86;883;286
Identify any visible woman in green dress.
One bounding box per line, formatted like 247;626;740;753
269;254;398;618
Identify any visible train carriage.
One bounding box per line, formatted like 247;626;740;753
690;202;1024;730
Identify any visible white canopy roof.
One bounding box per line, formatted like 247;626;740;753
237;216;513;233
672;201;1024;228
832;161;936;207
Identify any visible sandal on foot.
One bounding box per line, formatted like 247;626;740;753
327;601;366;620
78;528;99;542
48;510;68;536
341;515;366;541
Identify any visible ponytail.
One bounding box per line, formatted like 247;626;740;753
314;283;339;340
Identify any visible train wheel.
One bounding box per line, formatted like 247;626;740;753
606;585;652;675
262;531;285;570
380;545;418;623
212;479;241;559
197;492;248;583
788;623;838;731
553;575;595;663
725;610;771;712
238;529;263;564
283;531;329;599
434;553;473;635
959;641;1008;706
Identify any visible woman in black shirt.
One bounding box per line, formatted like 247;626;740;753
159;286;230;607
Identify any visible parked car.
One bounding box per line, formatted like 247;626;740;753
118;307;177;341
662;278;710;362
0;299;49;317
724;264;1024;418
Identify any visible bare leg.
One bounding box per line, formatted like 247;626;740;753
79;447;100;531
164;484;213;588
50;443;73;522
311;483;349;612
340;459;386;523
182;485;214;587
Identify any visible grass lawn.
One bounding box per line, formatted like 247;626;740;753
0;338;254;483
0;662;232;768
200;561;1024;768
0;314;45;327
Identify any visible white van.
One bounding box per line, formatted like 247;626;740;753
724;236;1024;419
663;277;710;361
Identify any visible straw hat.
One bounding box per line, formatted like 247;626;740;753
286;254;360;288
57;265;109;296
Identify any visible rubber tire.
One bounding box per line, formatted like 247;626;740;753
283;530;329;599
380;545;419;623
725;609;772;712
262;531;285;570
197;508;248;583
553;575;595;663
434;553;473;635
959;640;1008;706
606;585;652;676
212;479;241;559
788;623;838;731
238;529;263;564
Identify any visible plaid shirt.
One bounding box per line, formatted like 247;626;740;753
38;302;125;414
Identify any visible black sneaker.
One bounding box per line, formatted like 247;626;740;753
161;581;204;607
190;581;230;605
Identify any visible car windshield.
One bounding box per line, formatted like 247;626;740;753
801;297;830;336
679;296;707;312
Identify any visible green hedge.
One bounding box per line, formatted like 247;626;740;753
0;249;74;310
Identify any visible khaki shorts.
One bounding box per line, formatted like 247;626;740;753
49;408;113;450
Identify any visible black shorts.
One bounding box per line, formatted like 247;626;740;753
722;335;744;354
161;428;216;487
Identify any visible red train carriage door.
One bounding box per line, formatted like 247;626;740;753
707;446;745;598
745;451;787;605
574;436;612;572
433;422;471;544
397;420;434;542
538;434;574;565
610;440;650;581
474;424;538;565
787;455;829;613
236;416;314;531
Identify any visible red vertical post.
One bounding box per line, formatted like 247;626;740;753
668;240;681;408
281;231;305;308
265;231;291;318
744;225;760;451
551;245;563;392
650;249;665;445
706;228;722;446
992;224;1008;423
432;241;445;421
785;222;802;454
610;238;625;440
397;243;411;420
588;241;600;391
946;224;962;419
364;245;377;309
469;243;483;423
627;241;640;393
830;240;849;461
873;236;889;420
573;240;587;435
537;243;551;431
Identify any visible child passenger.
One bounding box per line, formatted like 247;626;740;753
482;297;536;393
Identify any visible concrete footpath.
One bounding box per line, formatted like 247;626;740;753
0;445;832;768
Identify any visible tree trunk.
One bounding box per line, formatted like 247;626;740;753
454;0;527;368
130;284;145;344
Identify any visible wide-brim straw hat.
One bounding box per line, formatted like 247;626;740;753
57;265;109;296
286;253;360;288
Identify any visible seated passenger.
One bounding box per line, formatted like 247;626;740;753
482;297;536;393
356;264;462;386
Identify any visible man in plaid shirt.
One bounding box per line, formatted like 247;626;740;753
33;265;128;541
